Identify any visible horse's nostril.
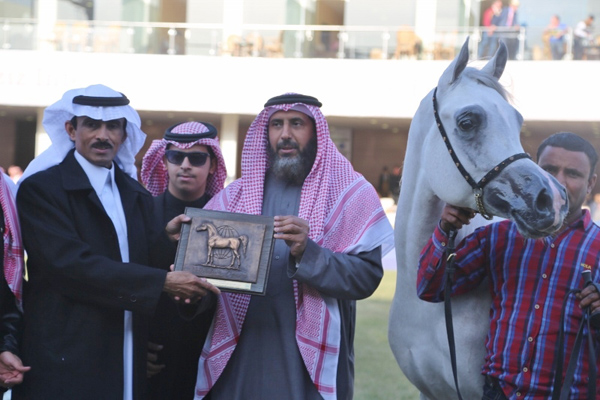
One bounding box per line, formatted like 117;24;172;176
535;189;552;213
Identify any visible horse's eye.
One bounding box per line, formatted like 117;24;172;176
458;119;474;130
457;113;480;131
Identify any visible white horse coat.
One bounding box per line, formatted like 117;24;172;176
389;39;567;400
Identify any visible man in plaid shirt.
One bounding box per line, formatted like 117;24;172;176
418;132;600;400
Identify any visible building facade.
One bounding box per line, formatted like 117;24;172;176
0;0;599;189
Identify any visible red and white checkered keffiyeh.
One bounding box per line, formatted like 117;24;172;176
140;122;227;197
0;173;24;310
195;96;394;399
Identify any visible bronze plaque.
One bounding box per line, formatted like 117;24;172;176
174;208;274;295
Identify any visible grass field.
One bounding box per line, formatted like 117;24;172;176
354;270;420;400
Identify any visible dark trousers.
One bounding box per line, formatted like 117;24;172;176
482;376;509;400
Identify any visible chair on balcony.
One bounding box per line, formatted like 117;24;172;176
394;28;420;59
265;31;283;58
53;22;66;50
68;21;91;52
243;32;264;57
370;48;384;59
220;34;242;56
93;25;121;53
433;30;458;60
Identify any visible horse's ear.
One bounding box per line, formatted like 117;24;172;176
438;37;470;87
481;41;508;79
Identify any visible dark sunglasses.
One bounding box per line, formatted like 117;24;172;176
165;150;210;167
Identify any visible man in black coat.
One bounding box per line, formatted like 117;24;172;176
14;85;219;400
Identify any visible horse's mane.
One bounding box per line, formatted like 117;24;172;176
456;67;512;103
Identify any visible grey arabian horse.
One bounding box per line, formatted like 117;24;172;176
388;39;568;400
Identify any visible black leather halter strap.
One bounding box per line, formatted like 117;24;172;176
432;87;530;219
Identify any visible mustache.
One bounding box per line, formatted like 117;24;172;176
92;141;113;150
276;139;299;151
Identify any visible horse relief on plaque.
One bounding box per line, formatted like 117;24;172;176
174;208;274;295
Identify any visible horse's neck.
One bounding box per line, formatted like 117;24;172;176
395;134;444;284
207;224;217;235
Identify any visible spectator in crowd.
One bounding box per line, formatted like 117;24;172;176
544;14;568;60
479;0;503;59
573;14;595;60
0;172;29;391
6;166;22;185
497;0;521;60
378;165;391;197
389;165;402;205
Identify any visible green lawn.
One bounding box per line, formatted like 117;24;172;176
354;270;420;400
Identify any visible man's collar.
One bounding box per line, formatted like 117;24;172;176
73;150;113;197
580;208;594;230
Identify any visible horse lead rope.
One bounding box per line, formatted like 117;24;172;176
552;272;600;400
442;229;464;400
432;87;531;219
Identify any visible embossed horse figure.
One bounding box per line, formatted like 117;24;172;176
388;39;568;400
196;222;248;269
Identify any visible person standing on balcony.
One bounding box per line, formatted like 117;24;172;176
544;15;568;60
194;93;394;400
13;84;219;400
573;14;595;60
479;0;503;59
141;121;227;400
498;0;521;60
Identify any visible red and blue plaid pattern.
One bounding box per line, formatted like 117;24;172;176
418;211;600;400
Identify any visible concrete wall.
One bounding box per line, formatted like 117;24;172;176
0;50;595;123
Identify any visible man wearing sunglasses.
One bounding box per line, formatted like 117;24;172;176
141;121;227;400
193;93;394;400
14;85;220;400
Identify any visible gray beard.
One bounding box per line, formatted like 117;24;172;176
270;156;307;185
268;137;317;186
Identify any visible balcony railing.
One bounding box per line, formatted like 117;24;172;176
1;18;598;61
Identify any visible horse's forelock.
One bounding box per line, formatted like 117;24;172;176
454;68;511;102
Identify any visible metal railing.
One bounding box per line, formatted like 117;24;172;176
0;18;595;61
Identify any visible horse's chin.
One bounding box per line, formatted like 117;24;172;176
510;213;564;239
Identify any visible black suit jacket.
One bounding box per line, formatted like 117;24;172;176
14;150;168;400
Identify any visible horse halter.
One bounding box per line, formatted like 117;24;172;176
432;87;530;219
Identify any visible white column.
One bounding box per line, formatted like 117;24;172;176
36;0;58;51
414;0;437;57
34;108;51;157
220;114;239;185
223;0;244;44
